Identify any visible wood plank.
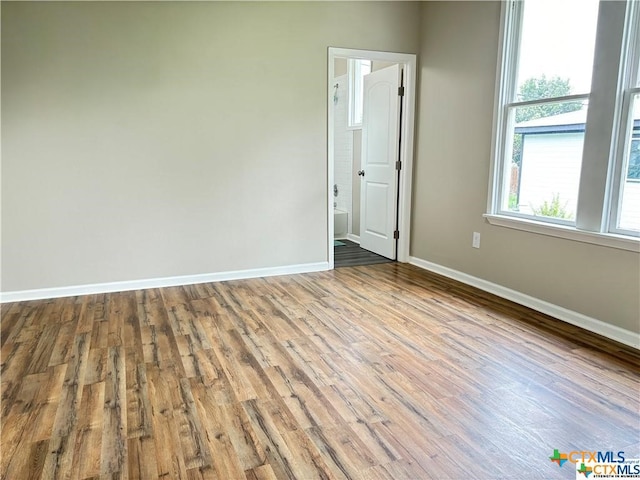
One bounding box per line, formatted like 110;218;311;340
1;340;38;418
100;345;128;479
241;399;301;480
25;323;61;375
244;463;279;480
127;436;159;480
84;347;107;385
25;366;68;440
0;302;23;346
40;329;90;478
70;382;105;480
146;365;189;480
3;437;50;480
189;383;254;478
173;377;214;470
126;363;153;439
2;364;67;478
47;313;79;367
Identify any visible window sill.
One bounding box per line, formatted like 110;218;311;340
483;214;640;253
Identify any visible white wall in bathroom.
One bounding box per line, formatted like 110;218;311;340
333;73;353;231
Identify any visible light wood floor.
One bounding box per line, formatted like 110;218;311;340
1;263;639;479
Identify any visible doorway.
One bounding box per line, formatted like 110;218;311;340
327;48;417;269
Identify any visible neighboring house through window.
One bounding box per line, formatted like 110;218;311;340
513;109;640;230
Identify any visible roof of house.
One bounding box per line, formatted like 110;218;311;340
515;108;587;134
515;108;640;134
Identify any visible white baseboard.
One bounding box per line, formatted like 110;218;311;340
0;262;330;303
347;234;360;244
408;256;639;350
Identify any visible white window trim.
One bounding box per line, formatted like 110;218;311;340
610;88;640;236
608;0;640;236
487;0;640;251
484;214;640;252
498;94;590;225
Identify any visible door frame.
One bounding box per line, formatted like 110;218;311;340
327;47;417;269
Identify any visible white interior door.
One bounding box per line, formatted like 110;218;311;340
359;64;402;259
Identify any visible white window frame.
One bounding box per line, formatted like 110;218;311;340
347;58;371;129
608;1;640;237
486;0;640;252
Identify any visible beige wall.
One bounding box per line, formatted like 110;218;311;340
412;1;640;333
1;1;421;291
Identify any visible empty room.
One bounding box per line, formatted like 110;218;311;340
1;1;639;479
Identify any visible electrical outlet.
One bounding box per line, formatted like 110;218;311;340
472;232;481;249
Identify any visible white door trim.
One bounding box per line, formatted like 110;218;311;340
327;47;417;269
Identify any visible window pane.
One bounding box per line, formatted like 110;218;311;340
516;0;599;101
617;94;640;232
349;59;371;127
504;100;589;221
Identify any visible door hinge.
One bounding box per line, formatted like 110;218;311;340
395;161;402;171
393;230;400;240
398;86;405;97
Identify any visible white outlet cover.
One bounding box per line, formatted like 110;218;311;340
472;232;481;248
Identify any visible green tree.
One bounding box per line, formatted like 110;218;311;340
515;75;582;122
512;75;583;168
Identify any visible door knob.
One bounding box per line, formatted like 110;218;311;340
358;170;365;177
